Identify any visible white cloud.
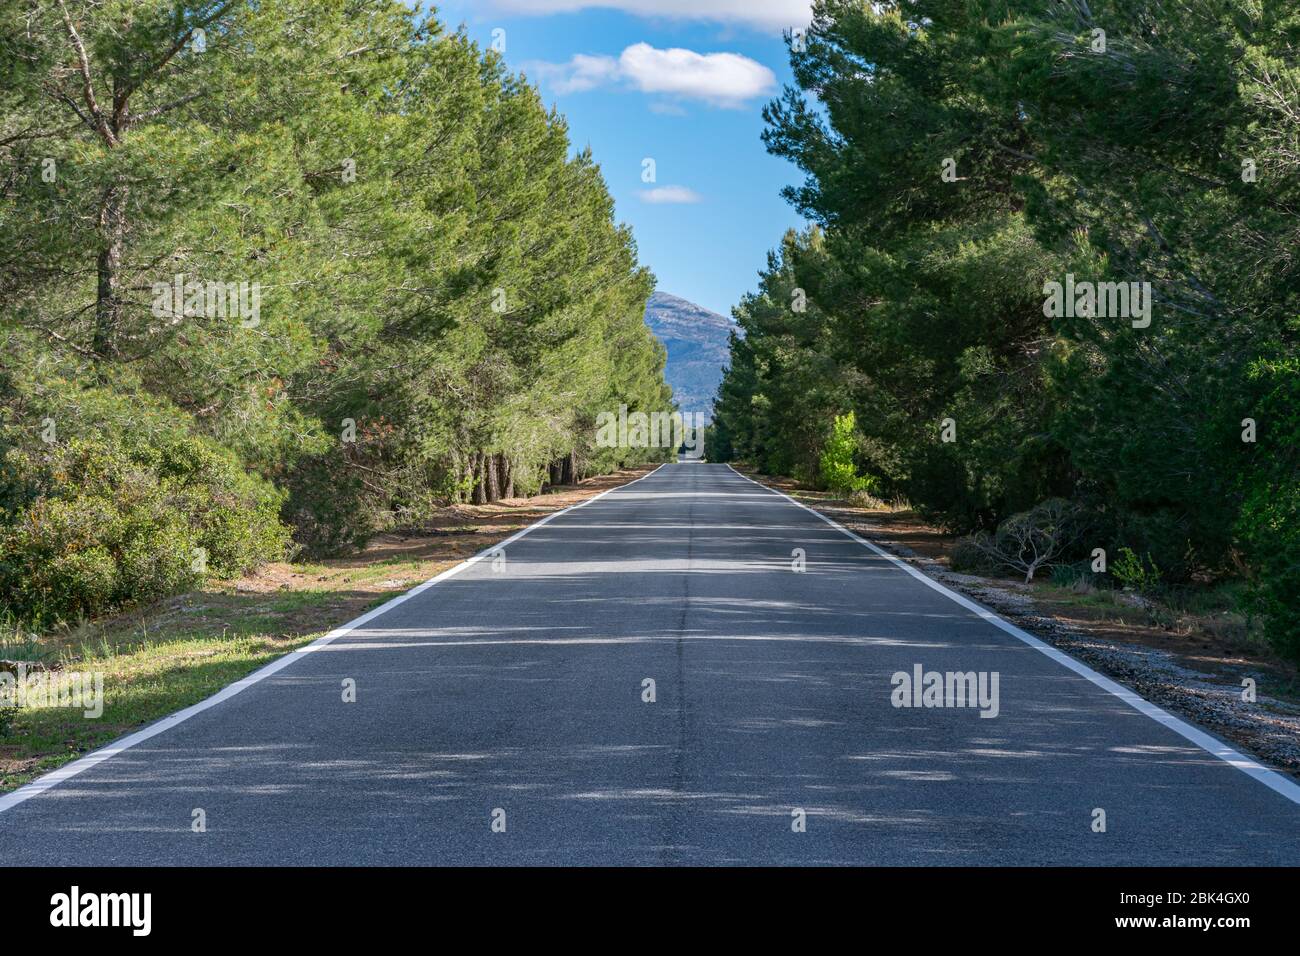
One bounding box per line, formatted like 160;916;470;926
490;1;812;31
528;53;621;93
639;186;703;204
620;43;775;106
526;43;776;108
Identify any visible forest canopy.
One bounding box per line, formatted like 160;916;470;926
711;0;1300;661
0;0;674;625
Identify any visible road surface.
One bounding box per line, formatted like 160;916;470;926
2;463;1297;865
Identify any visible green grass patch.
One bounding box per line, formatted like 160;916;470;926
0;629;322;793
0;582;350;793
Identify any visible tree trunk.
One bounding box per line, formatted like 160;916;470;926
93;183;128;358
472;452;487;504
485;452;502;502
93;73;129;360
501;456;514;499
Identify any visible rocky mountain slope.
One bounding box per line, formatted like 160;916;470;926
643;291;735;419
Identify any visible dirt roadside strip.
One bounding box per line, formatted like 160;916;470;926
736;468;1300;781
0;465;660;793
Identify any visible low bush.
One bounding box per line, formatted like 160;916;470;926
0;434;289;626
1111;546;1163;596
281;452;376;557
967;498;1085;583
950;535;999;574
820;412;877;496
1233;359;1300;664
1049;560;1097;591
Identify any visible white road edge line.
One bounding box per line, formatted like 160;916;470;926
727;463;1300;807
0;463;669;815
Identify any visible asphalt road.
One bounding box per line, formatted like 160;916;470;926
2;462;1297;865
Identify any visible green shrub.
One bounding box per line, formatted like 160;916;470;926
950;536;998;574
1239;506;1300;662
1112;547;1162;595
819;412;877;496
0;434;289;625
282;452;375;557
1235;360;1300;662
1106;512;1198;585
1049;560;1096;589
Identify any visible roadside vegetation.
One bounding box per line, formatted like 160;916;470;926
710;0;1300;664
0;1;673;633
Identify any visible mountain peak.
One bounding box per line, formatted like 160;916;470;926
644;291;734;419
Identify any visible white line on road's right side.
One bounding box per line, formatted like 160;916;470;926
728;464;1300;807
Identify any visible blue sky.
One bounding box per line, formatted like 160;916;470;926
429;1;813;318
